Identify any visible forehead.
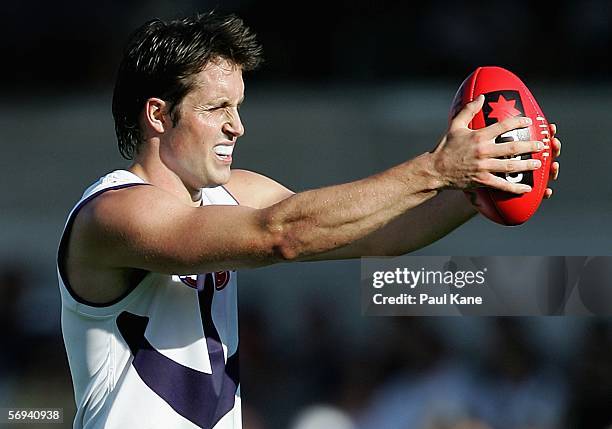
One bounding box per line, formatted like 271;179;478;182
190;58;244;101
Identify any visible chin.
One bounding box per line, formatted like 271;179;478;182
204;169;231;188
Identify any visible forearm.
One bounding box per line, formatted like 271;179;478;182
262;152;442;260
301;190;477;261
358;190;477;256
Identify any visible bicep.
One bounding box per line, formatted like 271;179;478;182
75;186;281;275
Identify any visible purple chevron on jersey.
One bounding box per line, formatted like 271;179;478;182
117;274;239;428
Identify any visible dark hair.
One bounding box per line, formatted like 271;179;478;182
112;12;263;159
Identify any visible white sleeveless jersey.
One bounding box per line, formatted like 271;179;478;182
57;170;241;429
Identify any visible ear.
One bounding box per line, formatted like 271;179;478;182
143;98;168;134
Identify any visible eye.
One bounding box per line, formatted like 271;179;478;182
213;104;232;112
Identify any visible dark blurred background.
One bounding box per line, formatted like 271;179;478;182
1;1;611;428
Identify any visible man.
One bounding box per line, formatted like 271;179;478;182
57;12;560;429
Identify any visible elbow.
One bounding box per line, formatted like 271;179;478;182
260;209;304;262
268;225;304;262
272;238;300;262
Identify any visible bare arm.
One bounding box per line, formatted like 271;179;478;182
227;170;476;260
75;97;546;274
225;123;562;261
304;190;477;260
76;151;441;274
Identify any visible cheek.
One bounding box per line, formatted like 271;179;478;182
196;116;222;139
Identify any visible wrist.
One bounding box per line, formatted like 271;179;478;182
412;152;448;192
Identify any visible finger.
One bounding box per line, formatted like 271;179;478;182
552;137;561;157
544;188;553;199
486;140;546;158
480;115;532;140
483;158;542;174
450;95;485;131
551;161;559;180
477;173;532;194
550;123;557;137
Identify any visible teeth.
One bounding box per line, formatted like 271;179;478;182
214;145;234;156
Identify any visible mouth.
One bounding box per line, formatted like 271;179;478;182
213;144;234;164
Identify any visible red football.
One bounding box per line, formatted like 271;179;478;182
450;66;552;226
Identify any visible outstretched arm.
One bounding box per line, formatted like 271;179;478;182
74;97;548;275
311;123;561;260
225;100;561;261
305;189;477;260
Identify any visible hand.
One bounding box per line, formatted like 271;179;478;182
431;95;543;194
544;123;561;199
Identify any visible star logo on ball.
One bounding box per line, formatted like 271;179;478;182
487;95;522;121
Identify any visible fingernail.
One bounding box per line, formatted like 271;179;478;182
537;141;544;150
531;160;542;168
522;185;532;192
522;117;532;125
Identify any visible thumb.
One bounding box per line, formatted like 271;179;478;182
431;134;448;153
450;94;484;131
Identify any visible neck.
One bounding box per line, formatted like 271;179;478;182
128;152;202;207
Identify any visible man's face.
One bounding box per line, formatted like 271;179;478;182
161;57;245;190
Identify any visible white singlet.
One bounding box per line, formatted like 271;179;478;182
57;170;241;429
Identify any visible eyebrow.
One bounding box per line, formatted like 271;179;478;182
208;96;245;106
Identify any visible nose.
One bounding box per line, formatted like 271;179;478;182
223;109;244;139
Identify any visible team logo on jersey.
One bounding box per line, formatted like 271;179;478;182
213;271;231;290
177;274;199;288
176;272;232;291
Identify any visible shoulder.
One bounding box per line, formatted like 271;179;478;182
226;169;294;209
61;184;180;301
72;184;191;258
80;184;177;228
